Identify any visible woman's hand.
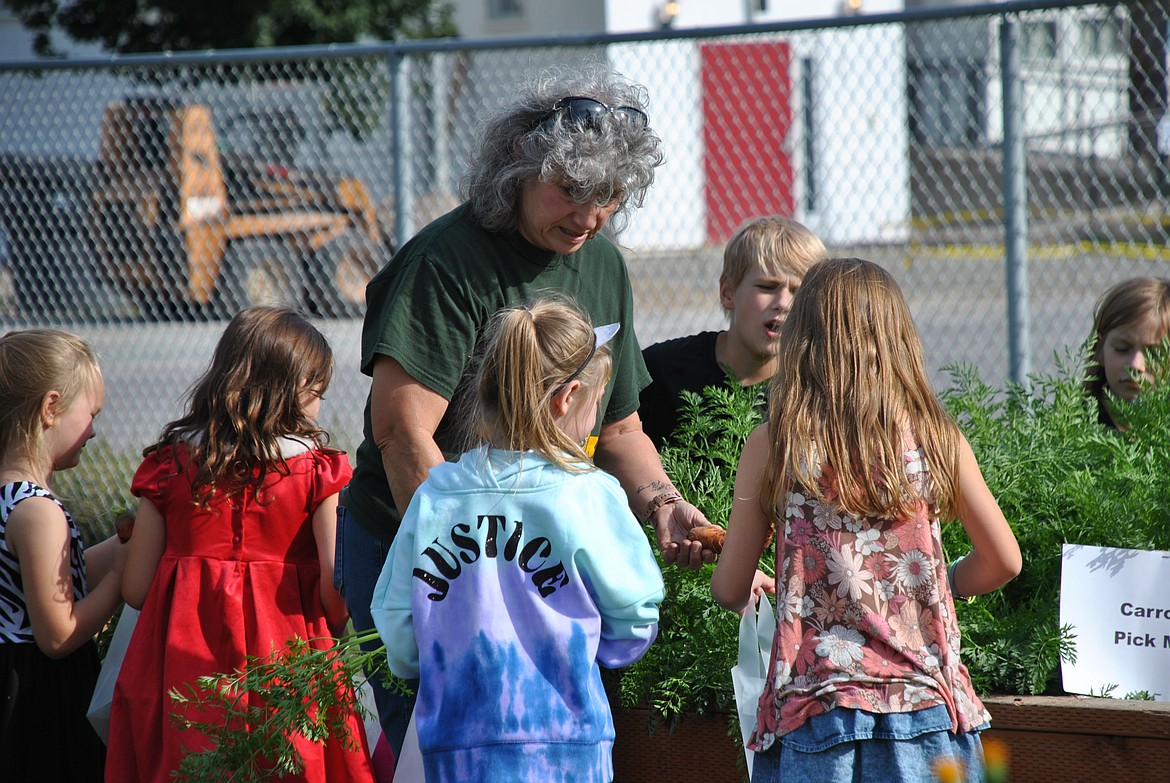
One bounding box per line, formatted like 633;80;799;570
650;500;717;569
594;412;719;569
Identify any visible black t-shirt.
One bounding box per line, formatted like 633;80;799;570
639;331;732;449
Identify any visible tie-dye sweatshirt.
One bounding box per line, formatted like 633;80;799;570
370;445;664;783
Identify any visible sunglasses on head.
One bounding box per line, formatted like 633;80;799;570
539;96;649;130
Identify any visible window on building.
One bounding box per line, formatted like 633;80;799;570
1079;13;1125;57
1020;20;1057;61
488;0;523;19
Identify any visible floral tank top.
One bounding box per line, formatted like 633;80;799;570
750;446;990;753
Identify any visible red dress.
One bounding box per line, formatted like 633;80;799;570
105;440;375;783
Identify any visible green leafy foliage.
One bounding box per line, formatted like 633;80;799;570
7;0;455;141
940;353;1170;695
133;353;1170;776
623;353;1170;721
9;0;455;57
168;630;401;782
53;442;139;546
620;382;772;724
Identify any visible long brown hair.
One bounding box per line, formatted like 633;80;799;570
146;307;335;504
473;297;611;472
762;258;960;522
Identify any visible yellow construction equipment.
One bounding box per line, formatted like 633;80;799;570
92;97;389;318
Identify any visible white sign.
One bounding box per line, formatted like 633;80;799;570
1060;543;1170;701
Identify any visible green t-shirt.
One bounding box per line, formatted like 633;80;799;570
343;203;651;543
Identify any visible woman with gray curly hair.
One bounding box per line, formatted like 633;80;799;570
337;63;716;768
462;68;662;237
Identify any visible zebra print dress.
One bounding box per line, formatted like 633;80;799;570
0;480;105;781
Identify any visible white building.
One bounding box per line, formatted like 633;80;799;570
905;0;1132;158
450;0;912;248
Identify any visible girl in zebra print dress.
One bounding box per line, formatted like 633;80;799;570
0;328;128;782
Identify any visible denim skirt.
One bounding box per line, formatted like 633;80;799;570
751;705;986;783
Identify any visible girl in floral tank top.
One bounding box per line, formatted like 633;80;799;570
712;259;1022;783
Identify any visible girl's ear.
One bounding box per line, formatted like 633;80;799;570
550;380;581;421
39;390;61;427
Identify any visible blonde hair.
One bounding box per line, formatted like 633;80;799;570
762;258;960;522
1084;277;1170;426
0;329;101;477
474;297;612;472
721;216;827;312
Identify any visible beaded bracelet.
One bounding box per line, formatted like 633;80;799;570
641;491;683;524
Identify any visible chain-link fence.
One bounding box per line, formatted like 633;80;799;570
1;0;1167;518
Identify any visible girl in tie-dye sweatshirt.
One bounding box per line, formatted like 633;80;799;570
371;298;664;783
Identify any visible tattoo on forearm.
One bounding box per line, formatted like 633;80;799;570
636;480;675;496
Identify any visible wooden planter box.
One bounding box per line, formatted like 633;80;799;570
613;696;1170;782
982;695;1170;782
613;708;743;783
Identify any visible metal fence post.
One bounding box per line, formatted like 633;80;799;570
1000;15;1031;388
390;46;414;249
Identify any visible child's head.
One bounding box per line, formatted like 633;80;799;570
766;258;959;520
194;305;333;425
1085;277;1170;422
720;216;827;318
0;329;103;477
474;297;613;471
719;217;827;372
774;257;931;400
156;306;334;499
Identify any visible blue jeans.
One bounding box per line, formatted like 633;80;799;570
335;502;418;761
751;706;985;783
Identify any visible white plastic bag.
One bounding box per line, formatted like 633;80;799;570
355;675;422;783
730;596;775;779
87;606;139;744
394;704;425;783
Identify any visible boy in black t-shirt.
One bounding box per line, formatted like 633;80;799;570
640;216;827;448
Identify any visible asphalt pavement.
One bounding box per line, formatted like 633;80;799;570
2;243;1167;454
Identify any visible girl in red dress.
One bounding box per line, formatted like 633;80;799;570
105;306;374;783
